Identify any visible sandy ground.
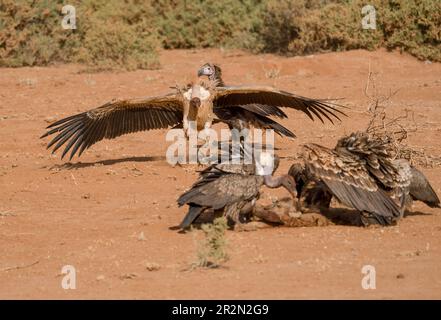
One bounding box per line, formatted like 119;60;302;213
0;48;440;299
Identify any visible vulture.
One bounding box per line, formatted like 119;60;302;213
177;153;297;229
41;64;345;160
288;132;440;225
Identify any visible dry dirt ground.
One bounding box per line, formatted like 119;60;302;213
1;49;440;299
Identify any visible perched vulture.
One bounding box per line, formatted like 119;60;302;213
42;65;345;160
289;132;440;225
177;153;297;229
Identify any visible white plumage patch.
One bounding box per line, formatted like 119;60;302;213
183;85;211;101
255;151;275;176
198;86;211;101
183;88;192;101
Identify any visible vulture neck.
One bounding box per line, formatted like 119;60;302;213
210;73;225;87
263;175;284;188
263;174;298;209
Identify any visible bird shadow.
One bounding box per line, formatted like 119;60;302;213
403;210;432;218
49;155;166;170
319;208;368;226
170;207;434;233
312;207;432;226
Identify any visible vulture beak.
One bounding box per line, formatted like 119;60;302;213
198;65;212;77
190;97;201;108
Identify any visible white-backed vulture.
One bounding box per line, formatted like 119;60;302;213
177;153;297;229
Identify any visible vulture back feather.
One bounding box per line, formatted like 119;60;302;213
301;143;402;224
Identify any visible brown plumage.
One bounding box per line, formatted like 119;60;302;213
42;65;346;160
177;154;296;229
394;159;440;209
289;131;440;225
290;132;405;225
198;62;346;124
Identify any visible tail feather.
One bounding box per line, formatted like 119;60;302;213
179;205;204;229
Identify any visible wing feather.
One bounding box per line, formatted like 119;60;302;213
41;94;184;159
214;86;347;123
302;143;401;219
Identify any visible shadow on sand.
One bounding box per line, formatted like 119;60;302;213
49;155;166;170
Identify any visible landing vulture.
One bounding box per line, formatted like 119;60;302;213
42;65;345;160
177;153;297;229
289;132;440;225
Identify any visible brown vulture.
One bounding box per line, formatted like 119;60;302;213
177;153;297;229
288;132;440;225
41;65;345;160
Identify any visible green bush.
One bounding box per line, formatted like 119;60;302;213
152;0;264;51
0;0;439;69
260;0;440;61
0;0;159;70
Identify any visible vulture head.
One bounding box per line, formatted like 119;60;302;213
197;63;222;83
288;162;307;196
280;175;297;199
258;152;298;204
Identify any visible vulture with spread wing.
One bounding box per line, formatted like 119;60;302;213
177;153;297;229
41;64;345;160
289;132;440;225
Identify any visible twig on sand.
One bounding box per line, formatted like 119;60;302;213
0;260;40;272
0;210;16;217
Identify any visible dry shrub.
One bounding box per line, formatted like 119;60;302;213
195;217;229;268
364;69;441;168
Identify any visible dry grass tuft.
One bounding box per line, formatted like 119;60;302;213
194;217;229;269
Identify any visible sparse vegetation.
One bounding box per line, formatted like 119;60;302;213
364;69;441;168
0;0;439;69
195;217;229;268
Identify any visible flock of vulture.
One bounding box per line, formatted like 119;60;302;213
41;63;440;230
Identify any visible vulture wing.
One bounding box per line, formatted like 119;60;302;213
213;106;295;138
178;173;261;209
213;86;346;124
41;94;183;160
177;173;262;228
335;132;409;190
302;143;402;222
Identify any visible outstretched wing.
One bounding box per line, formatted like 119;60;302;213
302;143;402;220
213;86;346;124
41;94;183;160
